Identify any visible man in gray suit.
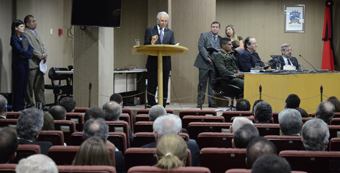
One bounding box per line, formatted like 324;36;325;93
23;15;47;108
194;21;221;108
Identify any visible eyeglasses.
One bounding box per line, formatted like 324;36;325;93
159;20;168;23
285;49;293;52
251;42;258;45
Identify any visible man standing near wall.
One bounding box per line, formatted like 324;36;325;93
23;15;46;108
194;21;221;108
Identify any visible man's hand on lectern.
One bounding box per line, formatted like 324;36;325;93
152;35;158;44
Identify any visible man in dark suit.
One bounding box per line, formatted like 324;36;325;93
194;21;222;108
0;94;7;119
271;44;299;70
238;37;264;72
144;11;175;108
141;114;200;166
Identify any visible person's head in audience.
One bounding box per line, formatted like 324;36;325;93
236;99;251;111
103;101;121;121
110;93;123;107
72;136;112;166
42;112;55;130
149;105;167;121
252;99;262;114
316;101;335;124
0;127;18;163
285;94;300;109
246;137;277;168
231;117;253;133
327;96;340;112
83;118;109;142
244;36;257;54
48;105;66;120
232;124;259;148
60;97;76;112
16;154;58;173
155;133;188;170
278;109;302;136
251;154;291;173
153;114;181;140
254;101;272;123
84;107;105;122
16;108;43;141
302;118;329;151
295;107;309;117
0;94;7;118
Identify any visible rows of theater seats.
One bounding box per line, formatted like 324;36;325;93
1;108;340;172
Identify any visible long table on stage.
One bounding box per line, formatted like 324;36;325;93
244;71;340;113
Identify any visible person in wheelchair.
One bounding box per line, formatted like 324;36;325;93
213;37;244;110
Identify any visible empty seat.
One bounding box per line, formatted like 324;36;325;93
123;108;134;133
128;166;211;173
329;138;340;151
119;114;131;129
330;118;340;125
197;132;234;149
179;110;216;119
253;124;280;136
66;113;84;131
37;130;64;145
137;109;174;115
264;135;304;153
106;121;131;148
135;114;150;122
222;111;253;122
328;125;340;139
279;150;340;173
187;122;232;140
58;165;116;173
5;112;21;119
10;145;41;163
182;116;224;129
54;120;76;145
134;121;154;133
0;163;17;173
133;132;155;147
0;119;18;128
200;148;247;173
74;107;89;113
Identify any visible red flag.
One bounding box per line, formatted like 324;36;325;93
321;0;335;71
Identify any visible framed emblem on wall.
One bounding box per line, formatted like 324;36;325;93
284;4;305;33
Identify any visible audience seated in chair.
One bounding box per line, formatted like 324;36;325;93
316;101;335;124
49;105;66;120
246;137;277;168
301;118;329;151
232;124;259;148
42;112;55;130
155;133;188;170
236;99;251;111
0;127;18;163
16;108;53;155
149;105;167;121
285;94;300;109
84;107;105;123
110;93;124;107
230;117;253;133
142;114;200;166
0;94;7;119
16;154;58;173
327;96;340;112
60;97;76;112
278;109;302;136
252;154;291;173
253;101;272;123
252;99;262;115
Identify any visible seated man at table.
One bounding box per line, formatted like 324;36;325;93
238;37;264;72
271;43;299;70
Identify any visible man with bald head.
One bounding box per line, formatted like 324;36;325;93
316;101;335;124
230;117;253;133
246;137;277;168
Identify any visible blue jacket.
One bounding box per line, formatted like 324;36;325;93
10;35;33;65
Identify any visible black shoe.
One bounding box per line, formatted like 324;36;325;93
209;104;218;108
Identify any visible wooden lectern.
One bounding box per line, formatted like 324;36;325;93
132;45;188;106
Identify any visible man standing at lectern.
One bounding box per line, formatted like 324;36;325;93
144;11;175;108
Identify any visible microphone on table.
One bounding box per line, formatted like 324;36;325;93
299;54;318;73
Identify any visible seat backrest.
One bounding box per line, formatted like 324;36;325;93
0;119;18;128
48;146;115;166
9;145;41;163
5;112;21;119
54;120;76;145
69;132;84;146
134;121;154;133
37;130;64;145
197;132;234;149
264;135;304;153
279;150;340;173
330;118;340;125
122;108;134;132
106;121;130;147
119;114;131;129
133;132;155;147
127;166;211;173
74;107;89;113
329;138;340;151
200;148;247;173
179;110;216;119
0;163;17;173
137;109;174;115
328;125;340;139
225;169;251;173
66;113;84;132
254;124;280;136
182;116;225;129
135;114;150;122
272;112;279;123
58;165;116;173
187;122;232;140
124;148;192;171
222;111;253;122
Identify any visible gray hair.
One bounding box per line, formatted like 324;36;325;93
316;101;335;124
280;43;290;54
302;118;329;151
16;154;58;173
157;11;169;20
49;105;66;120
149;105;167;121
0;94;7;115
278;109;302;135
83;118;109;141
16;108;44;140
233;124;259;148
232;117;253;133
102;101;122;121
254;101;272;122
153;114;182;139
